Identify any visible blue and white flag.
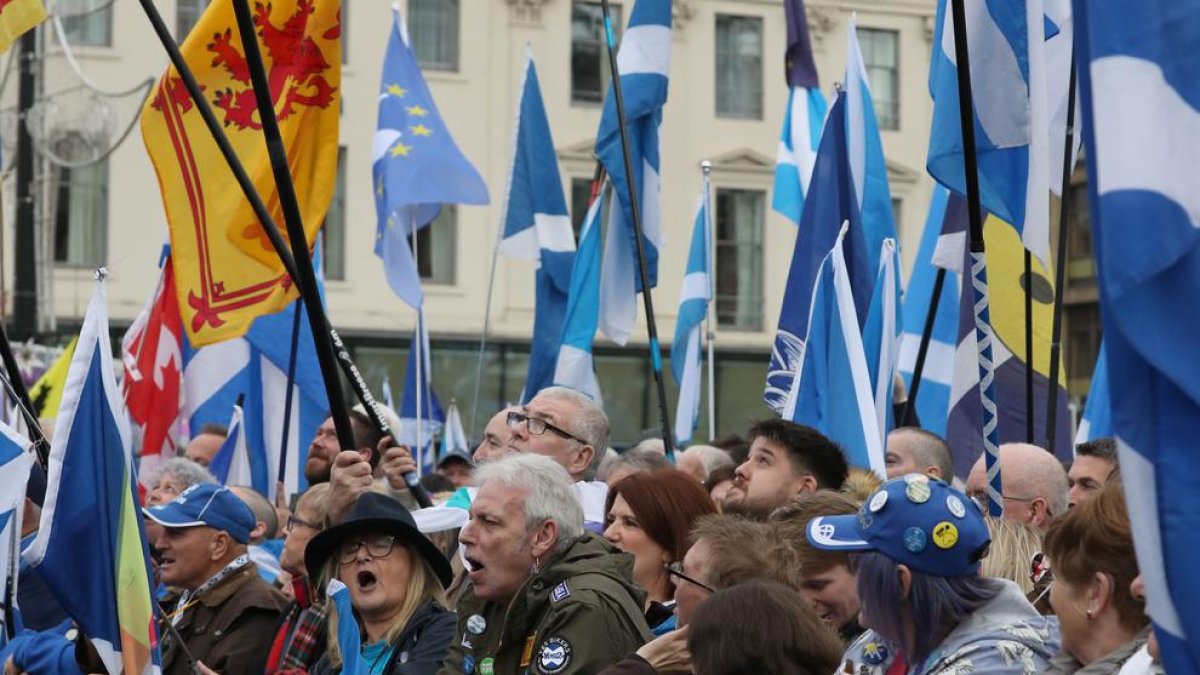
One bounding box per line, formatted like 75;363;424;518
23;279;160;675
553;188;605;403
208;401;251;488
595;0;671;345
772;0;828;224
400;311;444;475
1074;3;1200;669
381;373;396;412
927;0;1051;264
862;239;902;443
327;580;367;675
500;50;576;400
898;186;961;436
1074;342;1110;444
440;403;469;461
786;225;884;476
0;423;32;634
765;92;873;413
373;6;489;310
671;192;711;446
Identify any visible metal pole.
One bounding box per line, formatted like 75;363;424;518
468;232;500;436
1024;250;1035;443
901;267;948;428
948;0;1004;516
277;299;302;488
700;160;716;439
11;30;36;341
598;0;675;459
412;215;425;473
1045;56;1078;455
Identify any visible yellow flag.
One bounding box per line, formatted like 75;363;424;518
29;337;76;419
0;0;45;53
141;0;341;346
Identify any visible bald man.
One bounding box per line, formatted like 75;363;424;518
966;443;1068;531
884;428;954;480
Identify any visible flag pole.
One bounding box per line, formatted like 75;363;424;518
901;267;948;427
468;230;500;436
412;217;425;474
1044;57;1078;455
947;0;1004;516
277;299;303;490
135;0;433;507
0;325;45;463
700;160;717;439
598;0;675;459
1024;250;1035;443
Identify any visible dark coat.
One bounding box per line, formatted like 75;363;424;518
310;600;457;675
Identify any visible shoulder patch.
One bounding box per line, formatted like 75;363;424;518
550;581;571;603
535;636;573;674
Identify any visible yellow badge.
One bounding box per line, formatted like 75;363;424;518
932;521;959;549
521;634;536;667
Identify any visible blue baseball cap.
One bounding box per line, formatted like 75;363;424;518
806;474;991;577
143;483;256;544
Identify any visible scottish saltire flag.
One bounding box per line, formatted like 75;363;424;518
184;300;330;500
327;580;367;675
898;187;961;436
553;187;605;402
1045;0;1081;198
671;193;711;446
786;225;884;476
765;93;873;412
208;400;251;487
861;239;902;443
499;52;575;400
772;0;828;224
595;0;670;344
1073;4;1200;669
0;424;32;633
400;312;444;475
440;403;469;459
1074;342;1110;444
927;0;1052;264
373;6;489;309
23;279;160;675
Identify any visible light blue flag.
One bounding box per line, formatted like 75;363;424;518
1074;3;1200;669
898;186;960;436
553;188;605;402
595;0;671;344
400;311;444;476
208;401;251;487
861;239;902;445
671;192;711;446
327;580;367;675
0;423;32;636
927;0;1051;264
1074;342;1110;444
440;402;470;462
373;7;489;309
787;225;884;475
499;51;576;400
773;0;827;224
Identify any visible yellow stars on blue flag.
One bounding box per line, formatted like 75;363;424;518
390;142;413;157
409;124;432;137
406;105;428;117
385;83;407;97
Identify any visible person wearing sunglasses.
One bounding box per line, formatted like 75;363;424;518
304;492;455;675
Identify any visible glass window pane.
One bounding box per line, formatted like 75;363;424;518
571;2;621;105
409;0;459;72
175;0;209;40
409;207;456;285
54;159;108;268
856;28;899;130
715;15;763;119
714;188;764;331
323;148;347;280
61;4;113;47
570;178;594;240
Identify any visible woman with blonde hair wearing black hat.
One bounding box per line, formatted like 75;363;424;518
306;492;456;675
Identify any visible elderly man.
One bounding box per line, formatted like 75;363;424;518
440;454;651;675
884;428;955;481
183;424;227;467
966;442;1069;530
1068;437;1118;508
674;445;735;485
145;483;288;674
473;406;519;462
723;419;849;519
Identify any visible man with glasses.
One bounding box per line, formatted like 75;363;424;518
965;442;1069;531
144;483;288;674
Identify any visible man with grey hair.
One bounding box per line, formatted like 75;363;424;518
966;442;1069;531
675;444;736;484
598;448;673;487
442;454;652;675
884;427;955;481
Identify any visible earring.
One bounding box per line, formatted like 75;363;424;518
532;557;542;574
1086;607;1094;620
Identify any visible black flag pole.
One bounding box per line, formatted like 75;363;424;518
598;0;675;459
277;299;303;488
1024;250;1035;443
0;322;46;464
136;0;433;507
1045;57;1078;455
901;267;947;427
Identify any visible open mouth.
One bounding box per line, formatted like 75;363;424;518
464;556;485;574
356;570;378;592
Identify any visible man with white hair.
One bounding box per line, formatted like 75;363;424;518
966;442;1069;531
675;444;735;484
440;454;652;675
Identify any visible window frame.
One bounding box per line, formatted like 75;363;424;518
714;13;765;120
713;187;765;332
856;26;900;131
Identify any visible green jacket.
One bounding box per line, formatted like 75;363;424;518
440;532;653;675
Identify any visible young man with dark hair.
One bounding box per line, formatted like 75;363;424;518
722;419;849;519
1068;437;1118;508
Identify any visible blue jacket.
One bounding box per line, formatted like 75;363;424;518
0;621;82;675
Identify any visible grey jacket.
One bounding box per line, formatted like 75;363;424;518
1045;627;1154;675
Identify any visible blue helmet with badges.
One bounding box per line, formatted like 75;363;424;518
805;474;991;577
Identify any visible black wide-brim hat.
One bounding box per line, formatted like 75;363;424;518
305;491;452;588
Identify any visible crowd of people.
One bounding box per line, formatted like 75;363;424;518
1;387;1163;675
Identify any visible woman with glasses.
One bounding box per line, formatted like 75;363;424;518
603;470;716;635
305;491;455;675
266;483;332;673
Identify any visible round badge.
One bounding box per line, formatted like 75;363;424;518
904;472;930;484
946;494;967;519
462;655;475;674
905;480;932;504
478;658;495;675
467;614;487;635
862;642;890;666
932;521;959;549
903;526;927;553
537;637;573;674
869;490;889;513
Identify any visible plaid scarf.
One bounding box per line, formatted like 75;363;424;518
267;575;330;673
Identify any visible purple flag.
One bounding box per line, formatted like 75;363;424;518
784;0;819;88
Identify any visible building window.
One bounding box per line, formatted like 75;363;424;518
54;159;108;267
857;27;899;130
891;197;903;233
714;188;764;330
571;1;621;105
409;206;456;284
715;15;763;120
341;0;349;65
61;4;113;47
175;0;208;40
409;0;459;72
1066;302;1102;396
322;148;347;280
570;178;594;240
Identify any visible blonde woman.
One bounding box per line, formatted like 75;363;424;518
305;493;454;675
982;516;1044;595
